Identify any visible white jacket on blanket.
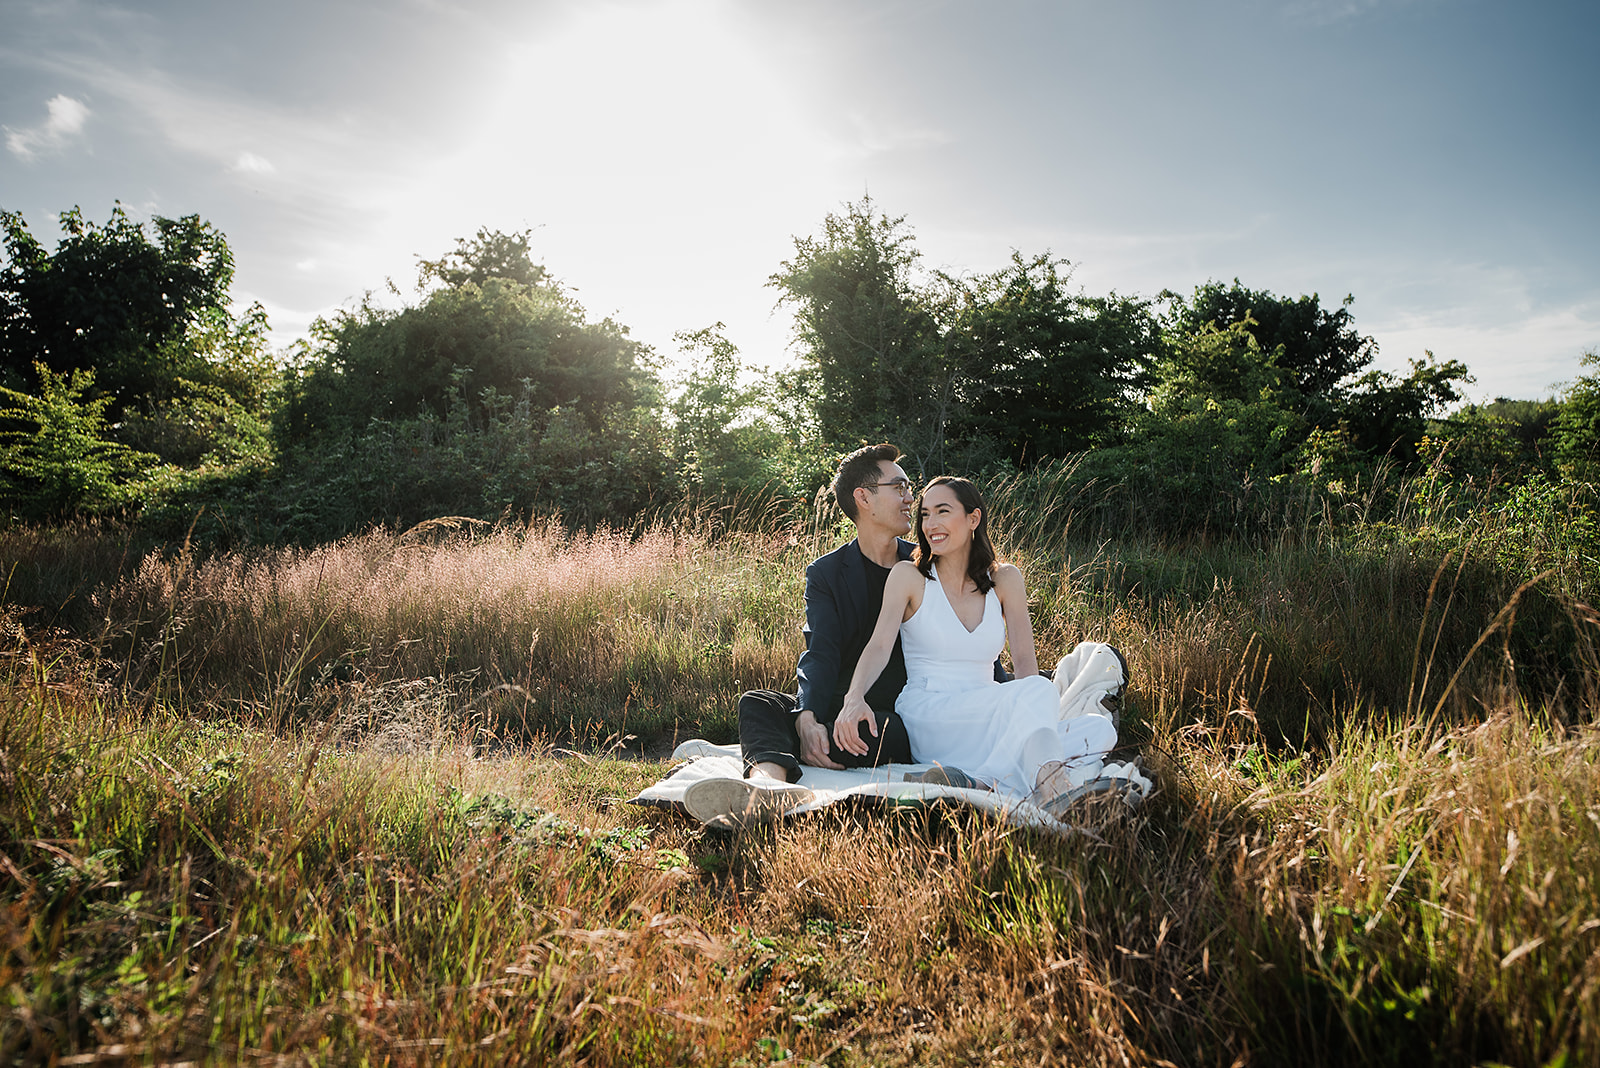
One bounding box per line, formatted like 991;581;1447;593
1053;641;1126;722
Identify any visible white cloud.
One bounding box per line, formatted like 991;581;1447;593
1369;300;1600;400
1280;0;1440;26
29;54;411;238
1283;0;1381;21
233;150;275;174
4;93;90;159
845;110;951;156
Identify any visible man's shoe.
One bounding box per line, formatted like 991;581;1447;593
904;765;992;791
683;777;813;827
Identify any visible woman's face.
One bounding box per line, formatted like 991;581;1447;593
919;483;980;556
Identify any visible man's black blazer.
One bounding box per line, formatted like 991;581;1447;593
794;538;915;725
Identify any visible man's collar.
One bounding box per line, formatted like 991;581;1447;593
854;529;907;569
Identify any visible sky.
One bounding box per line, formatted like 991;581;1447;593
1;0;1596;401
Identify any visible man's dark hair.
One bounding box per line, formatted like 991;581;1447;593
832;443;902;521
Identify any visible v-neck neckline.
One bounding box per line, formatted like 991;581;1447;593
933;563;987;635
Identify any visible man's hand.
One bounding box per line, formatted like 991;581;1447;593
796;708;845;769
831;693;877;757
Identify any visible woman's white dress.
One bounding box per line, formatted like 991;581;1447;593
896;565;1116;800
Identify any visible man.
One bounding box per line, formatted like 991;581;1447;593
684;444;993;826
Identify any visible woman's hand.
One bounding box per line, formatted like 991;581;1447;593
834;561;920;758
832;692;877;756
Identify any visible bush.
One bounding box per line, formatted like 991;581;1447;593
0;365;155;520
140;380;678;545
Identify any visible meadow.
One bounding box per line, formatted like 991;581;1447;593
5;466;1600;1066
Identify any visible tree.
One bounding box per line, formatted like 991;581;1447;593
417;227;547;290
1057;318;1309;537
1550;350;1600;475
943;253;1158;462
0;204;275;465
772;202;1162;473
2;206;246;405
1423;396;1560;480
1168;279;1377;398
769;197;950;473
667;324;787;500
277;231;654;448
1338;353;1473;462
1141;319;1304;476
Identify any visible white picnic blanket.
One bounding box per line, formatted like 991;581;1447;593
629;740;1152;833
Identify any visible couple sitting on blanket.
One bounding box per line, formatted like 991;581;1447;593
684;443;1126;828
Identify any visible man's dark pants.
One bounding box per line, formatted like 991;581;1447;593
738;689;913;782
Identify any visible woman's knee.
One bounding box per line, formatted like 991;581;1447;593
1060;711;1117;756
1017;673;1060;709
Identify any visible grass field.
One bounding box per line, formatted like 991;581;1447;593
5;476;1600;1065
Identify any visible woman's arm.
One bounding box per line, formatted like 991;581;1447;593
993;563;1040;678
833;562;922;755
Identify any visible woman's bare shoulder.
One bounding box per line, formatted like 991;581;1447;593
991;562;1026;594
887;559;924;587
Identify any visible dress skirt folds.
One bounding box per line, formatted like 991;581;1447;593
895;565;1114;800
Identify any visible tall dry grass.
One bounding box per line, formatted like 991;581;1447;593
977;457;1598;746
0;520;153;633
83;519;811;743
0;662;750;1065
7;477;1585;755
8;630;1600;1065
9;448;1600;1061
1018;536;1579;748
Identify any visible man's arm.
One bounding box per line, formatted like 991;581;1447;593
794;557;848;768
795;558;844;722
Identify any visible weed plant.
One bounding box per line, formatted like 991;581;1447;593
80;518;811;746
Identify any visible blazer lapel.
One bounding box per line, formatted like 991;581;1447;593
839;539;869;632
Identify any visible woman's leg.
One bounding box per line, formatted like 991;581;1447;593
1059;711;1118;762
1010;675;1070;793
1018;724;1065;787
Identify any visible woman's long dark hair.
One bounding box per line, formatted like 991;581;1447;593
914;476;998;594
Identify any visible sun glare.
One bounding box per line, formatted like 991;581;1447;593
359;0;842;365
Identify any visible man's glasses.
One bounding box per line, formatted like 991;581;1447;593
868;479;916;497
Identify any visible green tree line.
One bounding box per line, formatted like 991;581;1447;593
1;199;1595;545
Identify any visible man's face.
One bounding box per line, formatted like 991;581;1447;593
855;461;914;536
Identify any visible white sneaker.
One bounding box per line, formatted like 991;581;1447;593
683;777;814;828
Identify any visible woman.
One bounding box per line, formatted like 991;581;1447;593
833;476;1115;810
